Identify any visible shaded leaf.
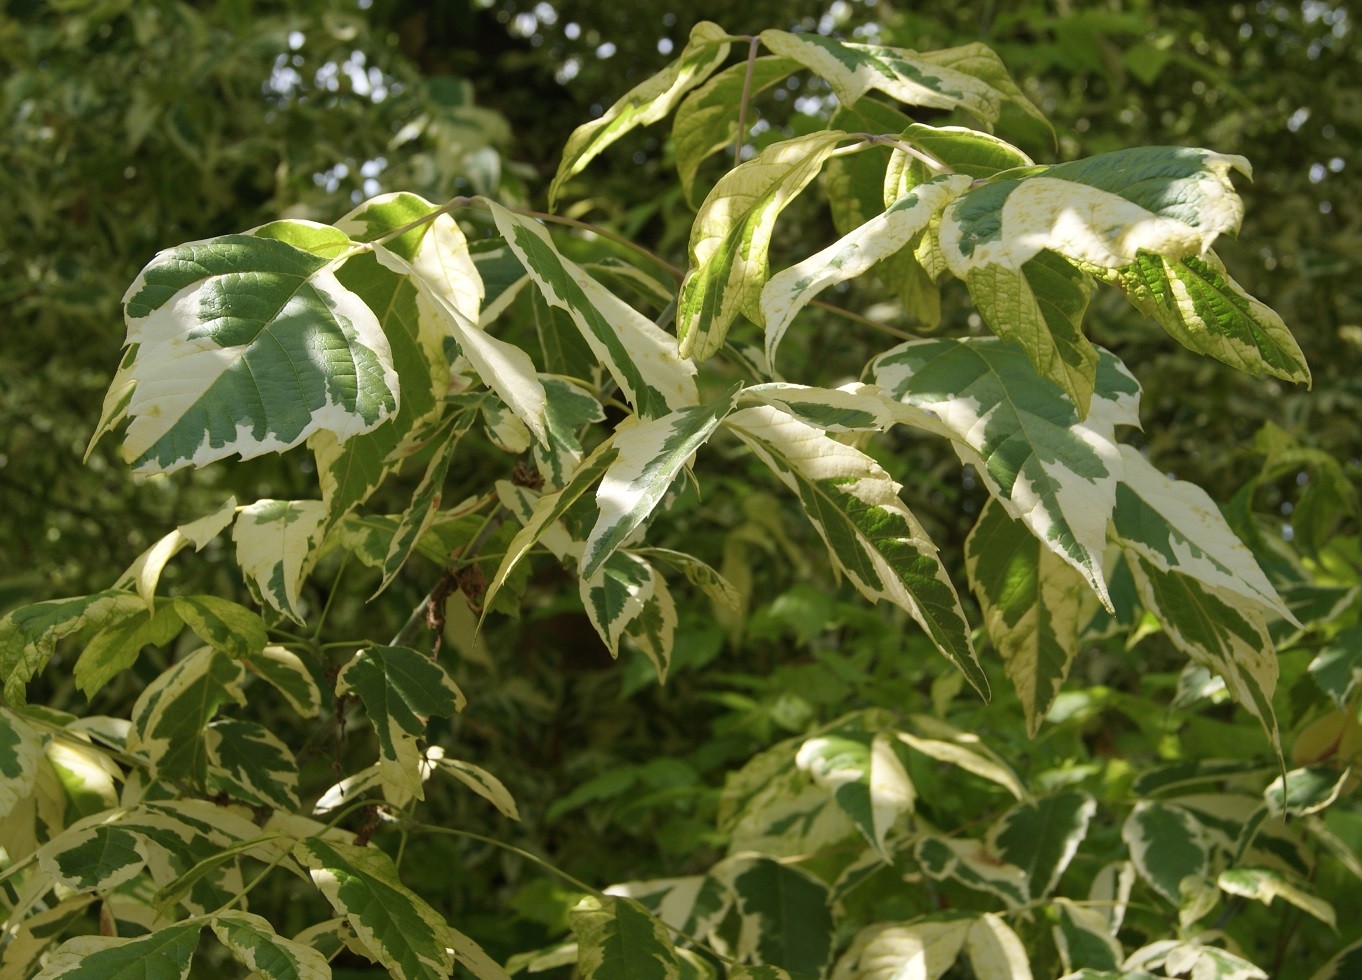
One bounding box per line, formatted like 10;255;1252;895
570;894;681;980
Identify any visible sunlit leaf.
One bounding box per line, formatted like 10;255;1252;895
210;910;330;980
232;499;329;624
35;922;203;980
570;894;681;980
1122;801;1212;905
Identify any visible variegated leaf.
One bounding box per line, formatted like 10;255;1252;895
205;719;299;810
0;589;145;704
581;553;657;658
1122;801;1213;906
1114;445;1291;620
426;749;519;820
605;875;733;946
796;730;914;860
336;645;465;805
726;405;985;696
127;647;246;785
1051;900;1122;973
623;568;677;682
873;338;1142;608
719;735;856;858
964;913;1032;980
35;922;203;980
172;595;268;660
1108;250;1309;386
941;147;1249;275
449;925;514;980
632;548;740;611
896;717;1028;799
761;174;972;370
895;123;1035;180
115;496;238;609
915;836;1030;906
211;910;331;980
672;55;800;202
487;202;697;417
1217;867;1334;926
759;31;1046;128
570;894;681;980
987;790;1095;900
114;232;398;473
535;378;606;490
295;837;453;980
549;21;733;208
72;601;184;698
232;499;329;624
677;131;854;360
584;390;740;579
740;381;943;435
719;856;833;976
1124;939;1267;980
831;916;972;980
0;708;45;820
965;499;1088;735
242;645;322;718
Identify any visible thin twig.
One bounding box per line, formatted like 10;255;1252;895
733;36;762;167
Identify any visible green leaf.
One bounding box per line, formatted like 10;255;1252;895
205;719;300;810
583;390;740;579
874;339;1143;609
758;32;1046;129
672;55;800;203
721;857;833;976
173;595;268;659
242;644;322;717
915;836;1030;906
210;910;331;980
965;500;1087;735
550;21;732;208
1217;867;1334;926
1;590;145;704
1310;626;1362;708
987;791;1095;900
963;914;1033;980
632;548;741;611
0;708;45;820
1107;250;1310;386
487;202;697;418
127;647;246;785
761;174;972;371
115;496;238;609
73;601;184;698
967;250;1098;415
795;730;913;859
295;837;453;980
831;916;972;980
677;130;853;360
336;645;466;804
940;146;1249;274
117;233;399;473
570;894;681;980
1121;801;1212;905
232;499;329;624
35;922;203;979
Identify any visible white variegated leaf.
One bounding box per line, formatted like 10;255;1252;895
874;338;1142;608
232;499;329;624
915;836;1030;906
831;917;972;980
0;708;45;820
964;913;1032;980
1051;899;1123;973
622;560;677;682
211;910;331;980
796;730;914;860
426;748;519;820
1121;801;1213;906
986;790;1095;900
1;590;146;703
205;719;300;810
727;405;985;696
35;922;204;980
897;720;1028;800
448;925;514;980
677;131;855;360
115;497;238;610
173;595;268;660
760;174;972;370
549;21;732;208
127;647;246;785
243;645;322;718
605;875;733;945
739;381;945;435
718;856;833;976
487;202;697;417
1124;939;1267;980
570;894;682;980
631;548;740;611
1217;867;1334;927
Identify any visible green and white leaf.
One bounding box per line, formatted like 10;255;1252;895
761;174;972;370
677;130;854;360
426;748;519;820
727;404;985;695
116;496;238;609
831;916;972;980
336;645;466;804
987;790;1095;900
940;147;1249;275
796;730;913;860
570;894;681;980
719;856;833;977
535;377;606;490
672;55;800;203
896;717;1028;799
205;719;300;810
173;595;268;660
549;21;732;208
632;548;740;611
72;601;184;698
966;499;1088;735
211;910;331;980
896;124;1035;180
1121;801;1213;905
242;644;322;717
1051;900;1122;973
488;202;696;417
758;31;1046;127
296;837;453;980
0;708;45;820
582;553;657;658
605;874;733;945
719;737;857;858
915;836;1030;906
118;233;398;473
449;925;514;980
127;647;246;785
874;338;1143;608
1124;940;1267;980
1217;867;1335;927
963;913;1032;980
1106;250;1309;385
35;921;203;980
232;499;329;624
584;390;740;579
1;589;146;704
